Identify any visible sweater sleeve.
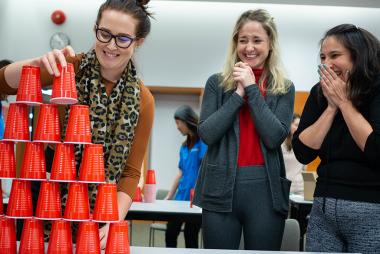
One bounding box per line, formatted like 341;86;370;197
0;54;83;94
363;80;380;168
245;81;295;149
117;84;155;198
198;74;244;145
292;84;322;164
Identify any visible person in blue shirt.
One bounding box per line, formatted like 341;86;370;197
165;105;207;248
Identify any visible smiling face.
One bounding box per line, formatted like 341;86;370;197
236;21;270;69
95;9;144;76
320;36;353;81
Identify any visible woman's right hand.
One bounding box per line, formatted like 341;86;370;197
39;46;75;77
235;81;245;97
321;82;338;111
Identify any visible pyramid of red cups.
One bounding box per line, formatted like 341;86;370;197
0;64;130;253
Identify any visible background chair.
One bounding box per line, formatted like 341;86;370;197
280;218;301;251
149;189;176;247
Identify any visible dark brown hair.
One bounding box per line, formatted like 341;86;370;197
319;24;380;109
96;0;152;39
0;59;12;100
284;113;300;151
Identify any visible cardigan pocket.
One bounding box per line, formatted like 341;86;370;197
202;164;227;198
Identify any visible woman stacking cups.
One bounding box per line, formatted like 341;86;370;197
0;0;154;250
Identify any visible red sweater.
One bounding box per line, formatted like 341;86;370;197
237;69;266;166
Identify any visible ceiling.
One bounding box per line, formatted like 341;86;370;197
157;0;380;8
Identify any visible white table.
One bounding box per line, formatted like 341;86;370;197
127;200;202;222
289;194;313;205
17;243;359;254
130;246;358;254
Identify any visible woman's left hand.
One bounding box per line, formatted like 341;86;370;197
233;62;256;88
99;223;110;250
319;64;350;108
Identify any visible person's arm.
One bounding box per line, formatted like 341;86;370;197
116;85;154;202
298;106;337;150
3;47;75;89
165;170;182;200
198;74;244;145
319;65;375;152
292;85;327;164
232;62;295;149
244;82;295;149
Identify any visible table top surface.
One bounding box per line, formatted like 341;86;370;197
16;243;359;254
130;246;356;254
129;200;202;214
289;194;313;205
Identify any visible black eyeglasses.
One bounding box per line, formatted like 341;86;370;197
95;26;136;49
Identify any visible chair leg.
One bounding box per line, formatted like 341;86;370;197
152;228;155;247
200;229;203;248
129;221;133;245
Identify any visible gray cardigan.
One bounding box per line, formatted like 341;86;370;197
193;73;295;217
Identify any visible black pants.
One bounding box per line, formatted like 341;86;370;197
202;166;285;250
165;219;201;248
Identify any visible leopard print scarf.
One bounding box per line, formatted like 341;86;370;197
75;49;140;183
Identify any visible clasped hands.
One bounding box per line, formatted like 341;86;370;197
318;64;350;110
233;62;256;97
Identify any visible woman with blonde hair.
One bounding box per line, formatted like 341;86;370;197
193;9;295;250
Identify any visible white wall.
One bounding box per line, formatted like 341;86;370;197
1;0;380;190
1;0;380;90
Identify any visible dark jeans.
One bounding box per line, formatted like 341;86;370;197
165;219;201;248
202;166;285;250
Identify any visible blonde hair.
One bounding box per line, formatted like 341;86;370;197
221;9;288;94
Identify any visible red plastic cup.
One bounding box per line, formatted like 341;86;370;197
75;219;100;254
50;143;77;182
132;187;142;202
2;103;29;142
19;218;44;254
20;142;46;180
0;141;16;179
47;219;73;254
190;188;195;208
146;169;156;184
16;65;43;105
105;221;130;254
93;183;119;222
0;216;16;254
64;105;92;144
64;182;90;221
34;104;61;143
36;181;61;220
144;169;156;203
6;180;33;218
0;183;3;215
51;63;78;105
79;144;105;183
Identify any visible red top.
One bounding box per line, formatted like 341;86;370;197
237;69;266;167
